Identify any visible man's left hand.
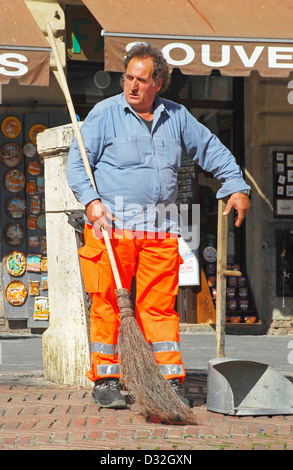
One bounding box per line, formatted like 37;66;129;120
223;192;250;227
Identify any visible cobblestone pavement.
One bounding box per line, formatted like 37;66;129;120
0;372;293;451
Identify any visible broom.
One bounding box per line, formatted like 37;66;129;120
46;21;197;425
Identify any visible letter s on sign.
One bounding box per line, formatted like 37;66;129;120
288;80;293;105
0;53;28;77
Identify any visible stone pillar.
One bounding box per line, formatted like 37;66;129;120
37;124;91;386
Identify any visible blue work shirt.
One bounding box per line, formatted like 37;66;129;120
66;93;250;234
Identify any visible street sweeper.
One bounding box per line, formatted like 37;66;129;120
66;42;250;415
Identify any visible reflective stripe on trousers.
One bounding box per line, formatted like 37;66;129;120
91;340;184;378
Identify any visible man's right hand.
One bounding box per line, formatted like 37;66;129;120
85;199;115;232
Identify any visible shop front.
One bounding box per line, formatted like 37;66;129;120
0;1;70;332
1;1;293;336
68;0;293;334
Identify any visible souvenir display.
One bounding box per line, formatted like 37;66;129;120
33;296;49;320
29;124;47;144
0;142;23;168
37;175;44;193
1;117;49;321
6;196;26;219
227;288;236;298
243;316;257;324
23;142;37;158
27;215;37;230
26;180;37;194
41;275;48;290
4;169;25;193
27;160;41;176
5;251;26;276
239;299;249;311
239;288;248;298
40;236;47;255
41;257;47;272
26;254;41;272
37;213;46;230
203;246;217;263
274;151;293;217
1;116;21;138
28;236;38;248
5;281;27;306
4;223;25;246
29;281;39;296
203;256;259;323
30;195;41;215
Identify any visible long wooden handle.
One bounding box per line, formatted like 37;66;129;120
46;21;122;290
215;199;228;358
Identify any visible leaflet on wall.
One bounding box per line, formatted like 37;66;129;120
178;234;199;286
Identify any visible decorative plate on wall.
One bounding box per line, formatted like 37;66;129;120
26;160;41;176
5;251;26;276
4;169;26;193
1;116;21;138
29;124;47;144
0;142;23;168
4;222;25;246
6;196;26;219
5;281;28;306
23;142;37;158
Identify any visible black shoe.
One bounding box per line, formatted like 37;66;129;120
169;379;190;407
92;378;127;409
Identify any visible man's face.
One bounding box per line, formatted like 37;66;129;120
123;56;163;115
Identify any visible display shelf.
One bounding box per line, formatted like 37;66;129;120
203;261;259;324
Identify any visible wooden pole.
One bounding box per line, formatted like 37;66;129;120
216;199;228;358
216;199;242;357
46;21;122;290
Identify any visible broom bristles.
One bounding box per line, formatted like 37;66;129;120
116;288;197;425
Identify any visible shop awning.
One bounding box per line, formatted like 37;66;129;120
82;0;293;77
0;0;51;86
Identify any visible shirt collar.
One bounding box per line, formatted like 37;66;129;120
122;93;168;118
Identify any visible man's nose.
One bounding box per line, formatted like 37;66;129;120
130;78;139;89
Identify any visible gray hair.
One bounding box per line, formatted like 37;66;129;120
121;42;170;93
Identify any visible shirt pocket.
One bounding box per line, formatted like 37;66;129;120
78;245;103;293
104;135;150;168
154;137;182;169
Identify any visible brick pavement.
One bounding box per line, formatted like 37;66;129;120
0;372;293;451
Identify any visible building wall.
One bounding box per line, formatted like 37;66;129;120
245;72;293;334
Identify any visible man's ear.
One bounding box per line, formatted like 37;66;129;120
156;78;164;92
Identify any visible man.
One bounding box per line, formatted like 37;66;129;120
66;43;250;409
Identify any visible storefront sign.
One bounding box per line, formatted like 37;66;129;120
66;6;104;62
0;53;28;77
0;0;51;86
104;37;293;77
126;41;293;70
0;50;50;85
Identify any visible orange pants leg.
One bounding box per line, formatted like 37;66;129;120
134;235;186;382
79;225;137;382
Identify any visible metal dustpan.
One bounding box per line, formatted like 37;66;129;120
206;199;293;416
207;357;293;416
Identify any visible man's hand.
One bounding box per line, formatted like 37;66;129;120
86;199;115;232
223;193;250;227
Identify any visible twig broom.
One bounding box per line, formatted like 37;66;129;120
46;21;197;424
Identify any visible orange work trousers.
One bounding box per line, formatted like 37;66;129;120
78;224;186;384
